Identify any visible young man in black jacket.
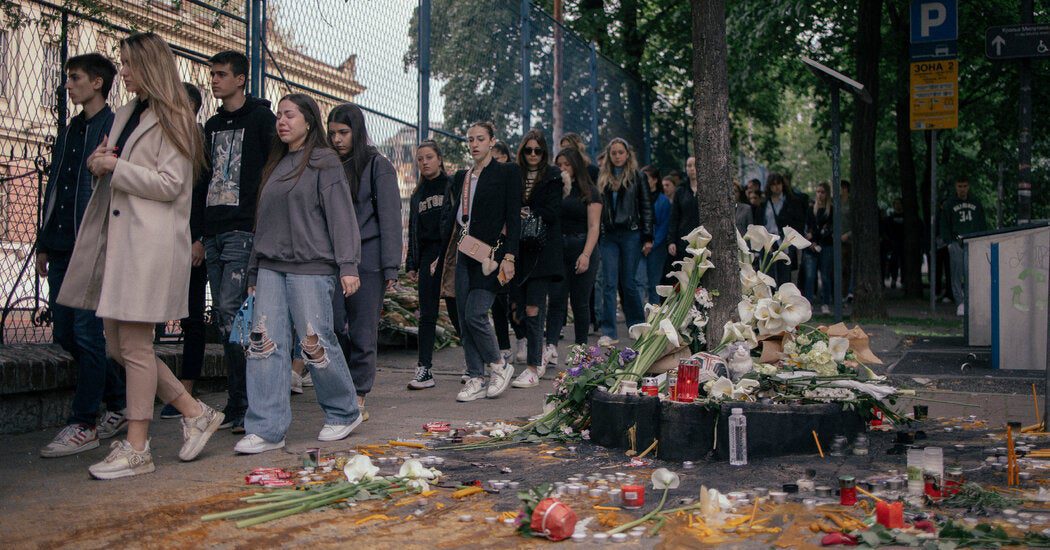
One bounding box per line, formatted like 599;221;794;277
37;53;128;457
196;51;276;432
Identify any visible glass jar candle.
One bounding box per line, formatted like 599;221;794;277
839;476;857;506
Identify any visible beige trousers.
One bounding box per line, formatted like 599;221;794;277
103;319;186;421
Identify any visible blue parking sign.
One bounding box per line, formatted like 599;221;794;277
910;0;958;43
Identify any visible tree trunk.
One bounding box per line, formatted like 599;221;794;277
848;0;886;319
692;0;739;344
890;0;924;299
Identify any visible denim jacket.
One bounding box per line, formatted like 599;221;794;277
37;106;115;253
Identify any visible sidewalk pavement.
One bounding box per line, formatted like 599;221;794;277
1;301;1043;547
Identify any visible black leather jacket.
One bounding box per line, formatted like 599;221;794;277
600;169;654;242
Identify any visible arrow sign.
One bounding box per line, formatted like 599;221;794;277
986;24;1050;60
992;35;1006;56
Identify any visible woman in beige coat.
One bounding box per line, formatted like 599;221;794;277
58;33;222;480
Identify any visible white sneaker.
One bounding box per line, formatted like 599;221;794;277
97;409;128;440
457;377;487;402
956;303;965;316
511;367;540;388
89;440;155;480
542;344;558;368
40;424;99;458
407;364;436;390
178;400;224;461
514;338;527;364
234;434;286;454
597;336;619;347
820;304;830;315
460;368;471;384
486;359;514;398
291;371;304;394
301;371;314;387
318;414;363;442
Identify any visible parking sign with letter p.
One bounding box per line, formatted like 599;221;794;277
910;0;958;43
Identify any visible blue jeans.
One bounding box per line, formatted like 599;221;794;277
819;246;834;306
644;242;668;304
599;228;645;338
204;231;252;416
455;255;501;378
47;252;126;426
245;269;360;443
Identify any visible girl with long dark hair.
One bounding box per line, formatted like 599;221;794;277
595;138;653;345
508;130;563;388
326;103;402;420
235;94;363;454
806;182;834;313
61;32;214;479
545;147;601;349
640;164;671;304
406;140;454;389
756;172;805;286
441;121;521;402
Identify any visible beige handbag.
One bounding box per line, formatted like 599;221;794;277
457;234;499;276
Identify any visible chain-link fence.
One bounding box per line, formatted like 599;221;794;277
0;0;657;344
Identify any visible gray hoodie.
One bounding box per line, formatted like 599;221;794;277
350;154;403;281
247;148;361;286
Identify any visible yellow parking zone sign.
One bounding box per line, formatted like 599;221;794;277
910;59;958;130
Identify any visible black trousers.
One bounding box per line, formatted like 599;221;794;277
417;242;444;367
546;233;598;346
180;262;208;381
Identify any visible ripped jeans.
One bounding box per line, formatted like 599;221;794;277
244;268;360;443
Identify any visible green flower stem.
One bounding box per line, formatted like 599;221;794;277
607;488;670;535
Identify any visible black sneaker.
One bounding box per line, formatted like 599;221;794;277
219;409;243;430
159;404;182;419
407;364;435;390
231;415;246;434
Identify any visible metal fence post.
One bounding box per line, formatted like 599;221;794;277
249;0;263;97
418;0;431;144
642;87;652;165
520;0;531;133
588;42;599;162
57;12;69;130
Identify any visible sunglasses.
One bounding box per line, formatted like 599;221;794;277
523;147;544;156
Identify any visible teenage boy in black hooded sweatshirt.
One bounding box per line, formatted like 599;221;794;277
195;50;276;433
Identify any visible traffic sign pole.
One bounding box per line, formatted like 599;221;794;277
1018;0;1034;224
929;129;938;314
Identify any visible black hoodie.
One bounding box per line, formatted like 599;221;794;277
196;96;276;237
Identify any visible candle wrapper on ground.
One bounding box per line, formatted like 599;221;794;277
530;498;577;542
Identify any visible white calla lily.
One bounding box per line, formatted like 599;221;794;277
629;322;652;340
775;283;812;329
705;376;735;399
744;225;779;252
735;228;750;252
732;378;761;400
658;318;681;348
655;285;675;298
721;321;758;349
343;454;380;483
771;249;791;265
828;337;850;363
737;298;756;324
781;226;812;250
651;467;681;489
399;458;440;481
684;226;713;250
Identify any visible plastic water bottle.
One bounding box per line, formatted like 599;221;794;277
729;408;748;466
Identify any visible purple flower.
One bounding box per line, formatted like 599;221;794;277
587;345;603;359
568;365;584;377
620;347;638;364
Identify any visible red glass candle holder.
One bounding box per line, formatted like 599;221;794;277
621;484;645;509
675;358;701;402
839;475;857;506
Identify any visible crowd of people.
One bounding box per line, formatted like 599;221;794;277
32;32;984;481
